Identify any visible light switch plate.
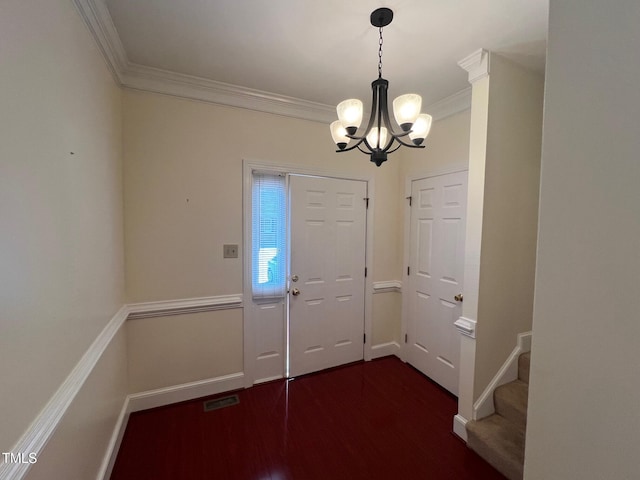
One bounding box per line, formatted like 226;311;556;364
223;244;238;258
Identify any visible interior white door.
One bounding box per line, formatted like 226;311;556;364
289;175;367;377
407;171;467;395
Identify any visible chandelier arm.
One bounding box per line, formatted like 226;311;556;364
362;137;376;152
389;129;412;139
375;84;384;150
345;80;380;141
378;82;397;152
380;137;397;153
392;135;426;149
357;145;372;154
387;144;403;154
336;137;367;153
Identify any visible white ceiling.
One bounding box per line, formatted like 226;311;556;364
104;0;548;111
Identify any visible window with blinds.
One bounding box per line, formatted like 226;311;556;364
251;172;286;300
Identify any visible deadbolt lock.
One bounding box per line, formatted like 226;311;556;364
291;275;299;282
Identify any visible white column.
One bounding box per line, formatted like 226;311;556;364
453;49;490;439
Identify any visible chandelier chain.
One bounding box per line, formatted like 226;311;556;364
378;27;384;78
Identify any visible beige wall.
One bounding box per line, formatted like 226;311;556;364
127;310;243;392
122;89;405;386
0;0;126;462
372;292;402;346
400;110;471;179
123;89;402;301
474;54;544;397
525;1;640;478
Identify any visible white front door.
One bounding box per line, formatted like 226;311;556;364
288;175;367;377
406;171;467;395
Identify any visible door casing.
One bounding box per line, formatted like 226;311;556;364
242;160;375;387
401;166;469;386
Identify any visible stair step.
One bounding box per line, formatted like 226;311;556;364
518;352;530;384
494;380;528;429
467;414;525;480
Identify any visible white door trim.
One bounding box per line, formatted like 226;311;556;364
400;166;468;363
243;159;375;387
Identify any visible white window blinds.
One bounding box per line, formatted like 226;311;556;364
251;172;286;300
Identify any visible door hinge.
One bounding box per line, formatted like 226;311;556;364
406;196;412;206
407;266;410;276
405;333;408;343
364;197;369;209
363;333;366;344
364;267;368;278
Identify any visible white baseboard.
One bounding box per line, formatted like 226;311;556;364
473;331;532;420
370;341;401;359
127;372;245;413
96;397;130;480
453;414;469;442
98;372;245;479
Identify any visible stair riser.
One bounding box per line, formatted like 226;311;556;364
466;415;525;480
494;395;527;430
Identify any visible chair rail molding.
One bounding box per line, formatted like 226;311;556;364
372;280;402;293
454;316;477;338
126;294;244;320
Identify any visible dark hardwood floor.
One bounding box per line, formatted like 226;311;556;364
111;356;505;479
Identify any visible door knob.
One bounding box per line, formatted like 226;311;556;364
291;288;301;296
454;293;463;302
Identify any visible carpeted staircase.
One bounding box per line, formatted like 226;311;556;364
466;352;530;480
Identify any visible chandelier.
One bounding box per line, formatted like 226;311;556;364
330;8;432;167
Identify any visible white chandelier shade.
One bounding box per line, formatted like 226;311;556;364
409;114;433;144
366;126;388;149
336;99;364;133
393;94;422;131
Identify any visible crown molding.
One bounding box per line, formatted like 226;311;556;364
426;87;471;121
122;63;337;124
74;0;468;124
458;49;491;84
72;0;336;123
72;0;127;84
